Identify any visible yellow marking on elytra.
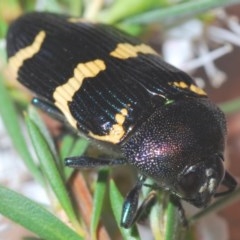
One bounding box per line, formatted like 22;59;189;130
171;81;207;96
53;59;106;128
179;82;188;88
8;31;46;80
115;108;128;125
110;43;157;59
89;108;128;144
189;84;207;95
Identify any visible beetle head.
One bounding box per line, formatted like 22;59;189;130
122;98;226;207
175;156;224;207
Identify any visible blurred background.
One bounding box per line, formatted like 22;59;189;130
0;0;240;240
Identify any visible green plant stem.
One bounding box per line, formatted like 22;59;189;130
25;114;84;236
150;203;164;240
123;0;240;24
68;0;83;16
0;74;44;184
219;97;240;114
90;168;109;240
0;186;82;240
97;0;164;24
165;201;181;240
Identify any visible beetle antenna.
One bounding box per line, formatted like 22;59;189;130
215;171;237;197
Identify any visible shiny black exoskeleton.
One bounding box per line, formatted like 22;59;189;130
7;12;237;228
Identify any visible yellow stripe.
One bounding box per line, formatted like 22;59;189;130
53;59;106;128
110;43;157;59
89;108;128;144
8;31;46;80
171;81;207;96
189;84;207;95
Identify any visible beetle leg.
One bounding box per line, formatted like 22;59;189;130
65;156;127;168
121;175;146;228
215;171;237;197
32;97;66;123
170;195;188;227
132;191;157;223
120;175;157;228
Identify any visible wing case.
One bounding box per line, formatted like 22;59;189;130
7;12;207;144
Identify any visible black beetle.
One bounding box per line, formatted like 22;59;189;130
6;12;237;228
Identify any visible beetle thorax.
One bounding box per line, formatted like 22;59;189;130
121;98;226;193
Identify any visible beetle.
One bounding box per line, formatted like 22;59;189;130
7;12;237;228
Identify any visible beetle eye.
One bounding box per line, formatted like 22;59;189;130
178;171;201;196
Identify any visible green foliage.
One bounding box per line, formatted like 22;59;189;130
0;186;82;240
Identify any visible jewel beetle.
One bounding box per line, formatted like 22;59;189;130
7;12;237;228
